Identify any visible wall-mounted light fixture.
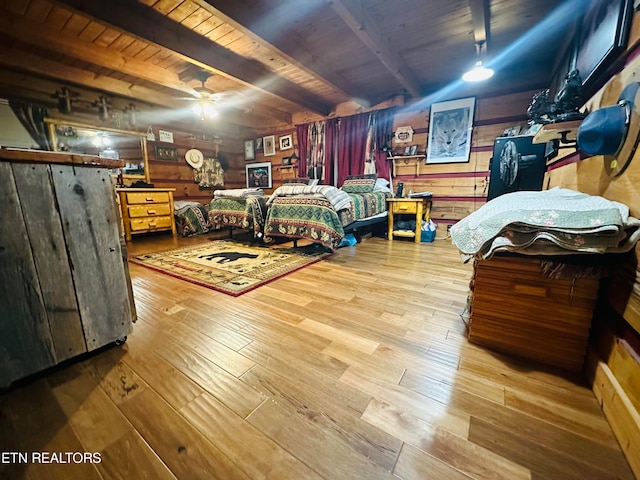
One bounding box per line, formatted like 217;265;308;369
462;41;494;82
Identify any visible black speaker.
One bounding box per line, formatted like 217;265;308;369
487;136;548;201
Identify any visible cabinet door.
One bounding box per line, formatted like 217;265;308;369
52;166;133;350
0;163;55;387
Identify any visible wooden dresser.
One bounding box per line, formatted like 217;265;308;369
117;187;177;241
0;148;135;388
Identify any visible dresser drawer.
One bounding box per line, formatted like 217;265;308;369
128;203;171;218
391;202;418;214
125;191;170;204
129;216;173;232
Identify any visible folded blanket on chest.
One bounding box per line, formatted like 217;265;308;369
213;188;263;199
267;184;352;212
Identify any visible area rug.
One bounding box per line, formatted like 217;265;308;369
130;240;332;296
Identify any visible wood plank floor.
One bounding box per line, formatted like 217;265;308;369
0;231;635;480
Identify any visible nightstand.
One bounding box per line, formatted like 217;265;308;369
387;197;432;242
116;188;177;241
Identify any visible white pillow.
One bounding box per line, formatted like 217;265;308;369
374;177;392;193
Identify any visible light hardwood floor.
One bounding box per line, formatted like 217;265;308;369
0;231;635;480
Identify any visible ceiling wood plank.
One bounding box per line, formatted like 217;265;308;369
0;7;291;125
0;57;167;105
0;51;263;130
198;0;373;107
329;0;421;98
0;9;188;94
51;0;332;115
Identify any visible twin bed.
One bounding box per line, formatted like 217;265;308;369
207;188;268;238
174;175;392;251
263;180;390;250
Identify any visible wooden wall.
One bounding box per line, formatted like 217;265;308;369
244;127;299;194
390;91;534;230
145;129;244;203
546;11;640;477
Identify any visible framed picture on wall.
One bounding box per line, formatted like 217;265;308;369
574;0;632;92
426;97;475;164
279;134;293;150
155;145;178;161
246;161;272;189
263;135;276;156
244;139;255;161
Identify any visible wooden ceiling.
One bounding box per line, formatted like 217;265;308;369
0;0;573;131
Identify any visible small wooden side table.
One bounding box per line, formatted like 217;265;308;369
386;197;432;243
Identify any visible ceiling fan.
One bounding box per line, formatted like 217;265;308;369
178;70;248;120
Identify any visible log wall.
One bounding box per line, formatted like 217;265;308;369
388;91;534;232
547;10;640;478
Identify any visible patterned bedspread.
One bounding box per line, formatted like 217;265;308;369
264;191;389;251
175;204;211;237
208;196;268;236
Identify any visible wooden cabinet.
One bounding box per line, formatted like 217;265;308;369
117;188;176;241
0;149;135;388
386;197;432;242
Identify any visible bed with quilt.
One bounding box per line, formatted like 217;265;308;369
207;188;268;238
263;175;392;251
174;201;212;237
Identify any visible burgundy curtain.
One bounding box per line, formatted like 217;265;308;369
296;109;394;186
336;111;369;187
295;123;308;178
324;117;337;185
374;107;396;180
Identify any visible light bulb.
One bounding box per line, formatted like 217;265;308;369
192;101;216;119
462;60;494;82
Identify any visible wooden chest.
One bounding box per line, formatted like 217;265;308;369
469;254;601;372
117;187;176;241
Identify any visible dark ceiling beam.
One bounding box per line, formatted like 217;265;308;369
0;68;245;138
328;0;421;98
197;0;373;107
468;0;490;49
0;8;290;125
52;0;332;116
0;47;265;130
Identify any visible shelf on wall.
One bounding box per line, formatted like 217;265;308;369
388;155;426;176
274;164;298;169
532;120;582;145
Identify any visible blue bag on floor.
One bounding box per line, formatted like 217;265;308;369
338;233;357;248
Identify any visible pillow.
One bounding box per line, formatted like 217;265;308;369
341;174;377;193
374;177;391;192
